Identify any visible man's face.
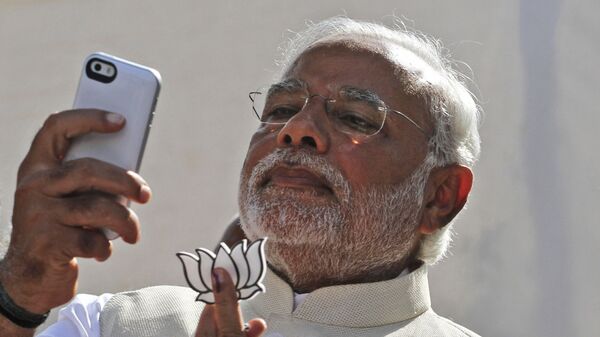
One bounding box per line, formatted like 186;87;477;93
238;44;432;286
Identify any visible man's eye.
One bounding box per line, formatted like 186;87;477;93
262;106;299;122
336;111;380;133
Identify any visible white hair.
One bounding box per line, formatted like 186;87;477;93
276;17;482;264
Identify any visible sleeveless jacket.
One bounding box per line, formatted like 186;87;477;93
99;266;479;337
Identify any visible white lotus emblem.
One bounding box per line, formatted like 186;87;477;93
176;238;267;304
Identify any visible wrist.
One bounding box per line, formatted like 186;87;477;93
0;312;36;337
0;256;52;315
0;279;50;329
0;260;50;329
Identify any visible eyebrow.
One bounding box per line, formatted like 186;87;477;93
267;80;386;109
339;86;385;109
267;79;306;96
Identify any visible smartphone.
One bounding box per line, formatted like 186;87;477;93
66;52;161;239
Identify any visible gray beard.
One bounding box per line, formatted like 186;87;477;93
238;148;433;287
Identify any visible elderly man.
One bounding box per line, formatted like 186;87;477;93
0;17;481;337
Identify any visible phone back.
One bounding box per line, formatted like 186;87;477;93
66;52;161;172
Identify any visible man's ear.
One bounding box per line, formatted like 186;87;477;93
419;165;473;234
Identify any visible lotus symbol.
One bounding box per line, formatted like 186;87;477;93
176;238;267;304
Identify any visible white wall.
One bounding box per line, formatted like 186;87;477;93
1;1;598;336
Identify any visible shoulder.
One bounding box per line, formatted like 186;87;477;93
396;309;480;337
103;285;197;309
100;285;204;337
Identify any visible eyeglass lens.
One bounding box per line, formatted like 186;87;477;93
250;89;387;138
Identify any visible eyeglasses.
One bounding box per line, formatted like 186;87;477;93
249;81;427;142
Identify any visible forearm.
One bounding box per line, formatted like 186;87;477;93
0;315;35;337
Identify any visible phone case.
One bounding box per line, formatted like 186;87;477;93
66;52;161;239
66;52;161;172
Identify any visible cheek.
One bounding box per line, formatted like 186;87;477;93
334;138;425;185
332;142;387;185
241;131;277;176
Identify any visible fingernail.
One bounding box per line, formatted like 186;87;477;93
212;270;222;293
140;185;152;202
106;112;125;124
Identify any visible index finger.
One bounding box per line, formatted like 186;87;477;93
196;305;217;337
19;109;125;179
212;268;245;336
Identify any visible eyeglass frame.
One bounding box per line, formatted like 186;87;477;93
248;80;428;139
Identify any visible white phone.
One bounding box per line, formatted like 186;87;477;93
66;52;161;239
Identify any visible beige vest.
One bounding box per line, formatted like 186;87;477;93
99;265;479;337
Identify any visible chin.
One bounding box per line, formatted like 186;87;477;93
238;201;347;247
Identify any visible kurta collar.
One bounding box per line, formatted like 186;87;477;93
249;264;431;328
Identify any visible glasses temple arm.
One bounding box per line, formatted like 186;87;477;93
389;109;428;135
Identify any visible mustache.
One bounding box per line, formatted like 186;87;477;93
247;148;351;202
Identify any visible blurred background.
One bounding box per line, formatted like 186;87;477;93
1;0;598;336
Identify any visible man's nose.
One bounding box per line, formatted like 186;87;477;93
275;103;330;153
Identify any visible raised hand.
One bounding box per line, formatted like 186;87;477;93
195;268;266;337
0;109;150;322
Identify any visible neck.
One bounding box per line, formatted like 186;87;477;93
266;241;421;293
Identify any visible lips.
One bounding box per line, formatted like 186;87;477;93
263;166;333;194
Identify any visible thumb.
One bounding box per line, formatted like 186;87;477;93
244;318;267;337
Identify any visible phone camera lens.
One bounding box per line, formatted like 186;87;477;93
94;63;102;72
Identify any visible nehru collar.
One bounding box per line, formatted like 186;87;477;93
248;264;431;328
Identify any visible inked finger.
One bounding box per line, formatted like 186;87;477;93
55;194;140;244
42;158;151;203
20;109;125;178
212;268;245;336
